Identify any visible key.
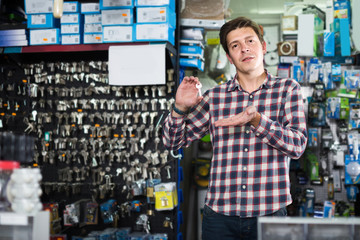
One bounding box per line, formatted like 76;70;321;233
196;82;202;96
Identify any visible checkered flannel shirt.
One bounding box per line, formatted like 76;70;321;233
162;71;308;217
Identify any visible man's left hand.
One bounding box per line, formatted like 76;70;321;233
214;105;260;127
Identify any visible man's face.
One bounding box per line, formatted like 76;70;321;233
226;27;266;75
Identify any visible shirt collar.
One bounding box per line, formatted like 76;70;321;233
227;69;277;92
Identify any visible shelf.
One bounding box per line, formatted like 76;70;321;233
2;41;177;55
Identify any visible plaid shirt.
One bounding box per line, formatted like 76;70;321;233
162;72;308;217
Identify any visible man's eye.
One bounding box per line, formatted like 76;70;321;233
232;44;238;48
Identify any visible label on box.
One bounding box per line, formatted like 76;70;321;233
31;14;46;25
84;23;102;33
137;7;168;23
61;14;80;24
84;33;102;44
30;29;59;45
63;2;79;12
25;0;53;13
101;9;132;25
62;34;81;44
84;14;102;24
61;24;80;34
103;26;132;42
101;0;133;7
81;3;100;13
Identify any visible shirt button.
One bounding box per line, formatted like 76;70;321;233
249;95;253;99
244;148;248;152
242;185;246;189
245;130;250;134
256;133;260;136
243;166;247;170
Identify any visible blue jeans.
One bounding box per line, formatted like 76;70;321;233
202;205;287;240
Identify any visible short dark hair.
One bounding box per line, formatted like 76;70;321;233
219;16;264;54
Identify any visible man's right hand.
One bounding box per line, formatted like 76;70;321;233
173;76;203;116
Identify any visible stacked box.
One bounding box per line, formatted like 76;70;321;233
81;2;102;44
100;0;134;43
134;0;176;45
61;1;82;44
25;0;60;45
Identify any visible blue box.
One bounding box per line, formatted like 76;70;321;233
63;1;80;13
81;3;100;13
323;31;335;56
27;13;59;29
135;0;175;10
61;34;81;44
100;0;134;9
180;56;204;71
135;23;174;45
101;9;134;25
180;44;204;58
29;28;60;45
103;25;134;42
339;18;351;56
136;6;176;28
61;13;82;24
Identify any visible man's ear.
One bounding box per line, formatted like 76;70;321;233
262;40;267;55
226;53;233;64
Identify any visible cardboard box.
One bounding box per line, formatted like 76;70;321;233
136;6;176;28
81;3;100;13
29;28;60;45
181;0;225;20
25;0;53;14
83;33;102;44
60;13;82;24
27;13;59;28
135;0;175;10
84;14;102;24
135;23;174;45
101;9;133;25
84;23;102;33
100;0;134;9
61;23;81;34
103;25;133;42
63;1;79;13
61;34;81;44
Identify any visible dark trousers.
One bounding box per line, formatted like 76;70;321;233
202;205;287;240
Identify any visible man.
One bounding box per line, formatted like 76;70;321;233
162;17;308;240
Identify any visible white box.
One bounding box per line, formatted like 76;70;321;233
136;6;176;27
63;1;79;13
61;34;81;44
135;23;174;45
61;13;81;24
25;0;53;13
81;3;100;13
101;9;133;25
136;0;175;10
83;33;102;44
103;25;133;42
84;14;102;24
61;24;81;34
100;0;134;9
297;14;315;56
29;28;60;45
84;23;102;33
